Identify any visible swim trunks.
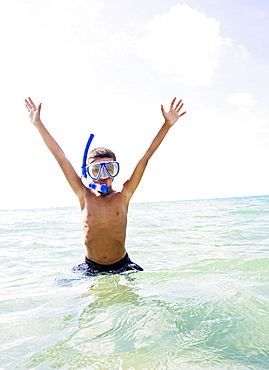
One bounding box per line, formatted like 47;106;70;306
72;253;143;275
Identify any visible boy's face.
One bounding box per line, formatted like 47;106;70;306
88;157;116;187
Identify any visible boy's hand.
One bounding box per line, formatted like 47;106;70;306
25;97;42;126
161;97;186;127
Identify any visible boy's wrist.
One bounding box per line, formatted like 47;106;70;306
163;120;172;128
33;119;43;127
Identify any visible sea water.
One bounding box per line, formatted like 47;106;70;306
1;196;269;369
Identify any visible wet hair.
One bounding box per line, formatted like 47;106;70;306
88;147;116;162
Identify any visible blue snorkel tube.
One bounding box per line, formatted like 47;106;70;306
81;134;109;194
82;134;94;179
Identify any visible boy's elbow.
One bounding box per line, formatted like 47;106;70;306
140;153;151;165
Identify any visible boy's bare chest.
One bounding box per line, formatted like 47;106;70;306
82;191;128;227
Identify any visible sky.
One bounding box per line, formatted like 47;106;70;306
0;0;269;209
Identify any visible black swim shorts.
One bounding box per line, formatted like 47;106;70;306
72;253;143;275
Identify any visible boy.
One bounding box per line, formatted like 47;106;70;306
25;97;186;274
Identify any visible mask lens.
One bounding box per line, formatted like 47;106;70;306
87;164;101;180
105;162;119;177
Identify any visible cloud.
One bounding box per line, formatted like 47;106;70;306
136;3;247;87
225;92;257;107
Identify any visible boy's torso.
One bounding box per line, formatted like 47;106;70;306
81;188;129;265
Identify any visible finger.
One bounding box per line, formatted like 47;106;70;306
178;111;186;117
176;103;184;112
25;99;33;111
37;103;42;113
28;97;36;109
170;97;176;109
175;99;182;110
161;104;165;114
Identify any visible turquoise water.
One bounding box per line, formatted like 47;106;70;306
1;196;269;369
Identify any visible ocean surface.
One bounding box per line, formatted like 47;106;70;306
1;195;269;370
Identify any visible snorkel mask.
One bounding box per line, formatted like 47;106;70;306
81;134;120;193
87;161;120;181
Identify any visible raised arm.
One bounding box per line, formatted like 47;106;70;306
123;97;186;202
25;97;84;201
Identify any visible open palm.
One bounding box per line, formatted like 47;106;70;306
25;97;42;125
161;97;186;126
